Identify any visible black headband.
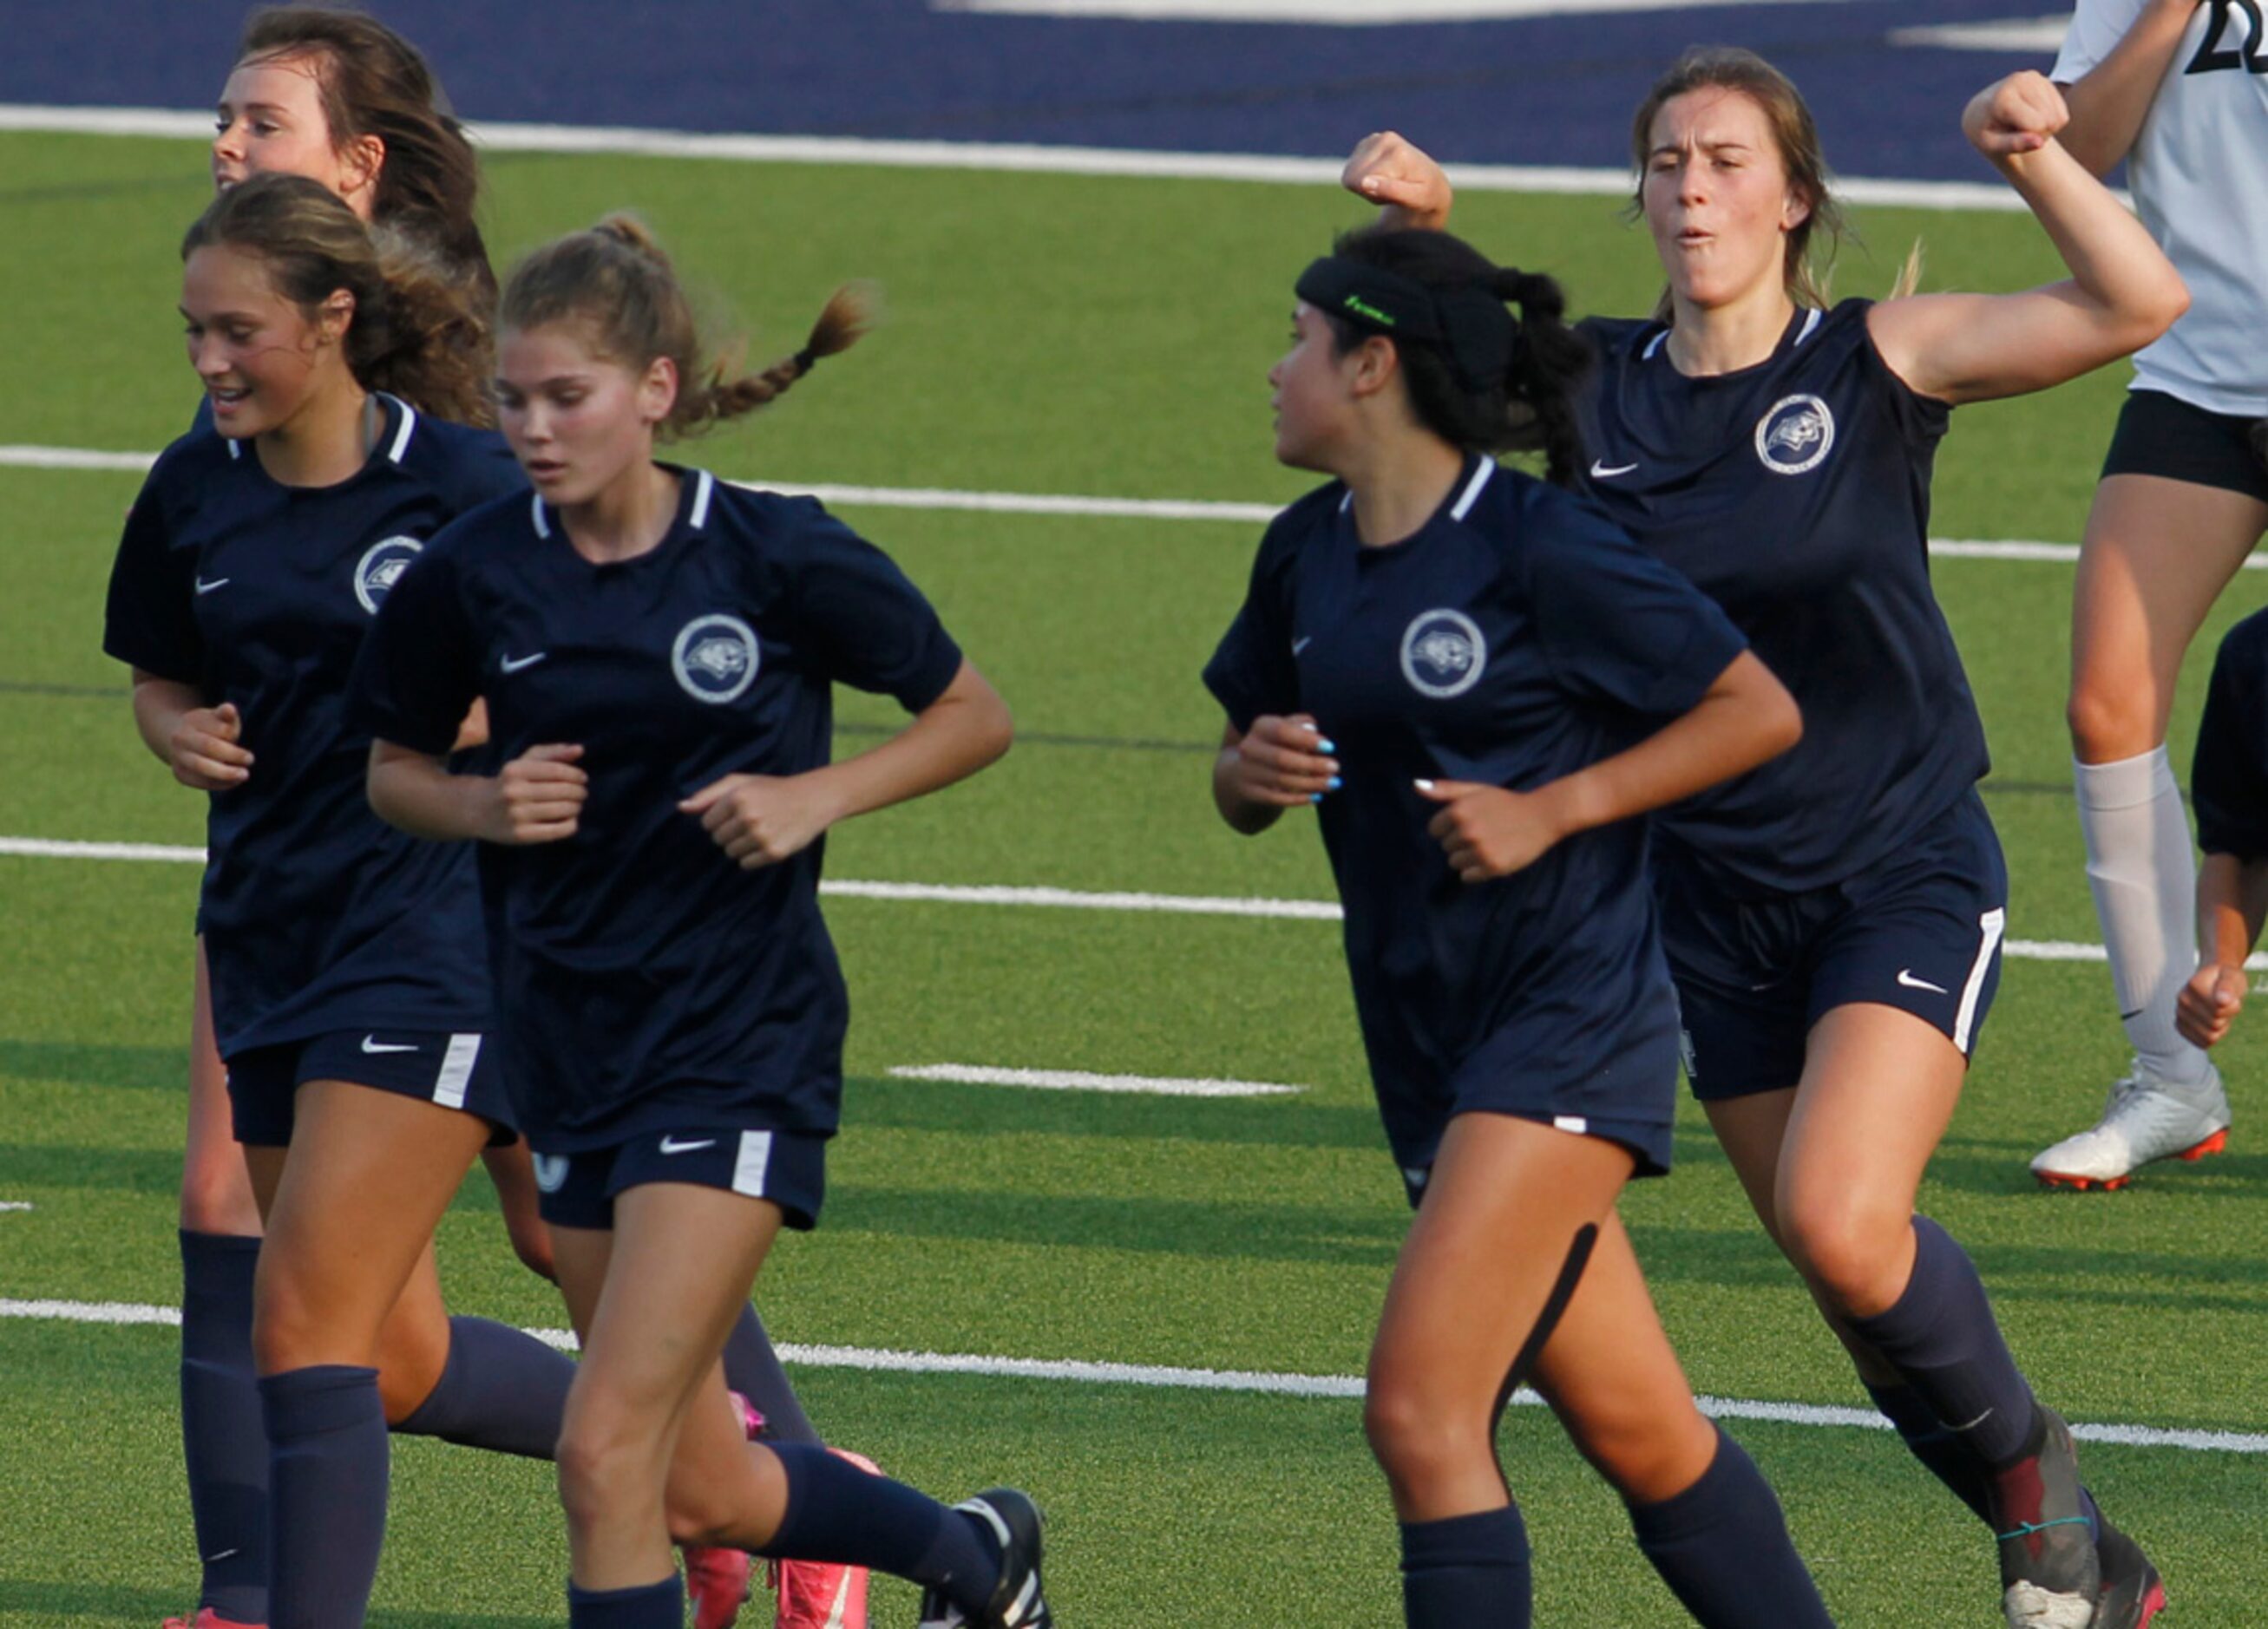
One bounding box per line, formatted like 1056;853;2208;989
1295;255;1519;391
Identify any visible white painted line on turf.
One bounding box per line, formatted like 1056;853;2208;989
1;836;2256;970
5;1296;2263;1453
0;104;2075;213
1890;16;2068;54
0;1201;33;1213
936;0;1849;22
889;1063;1303;1096
0;444;2193;567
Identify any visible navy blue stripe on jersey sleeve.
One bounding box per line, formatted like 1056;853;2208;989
788;507;964;710
2194;611;2268;860
1202;496;1317;731
1523;496;1747;720
104;458;205;684
350;540;482;756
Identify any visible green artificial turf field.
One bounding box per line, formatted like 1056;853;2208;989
3;130;2266;1626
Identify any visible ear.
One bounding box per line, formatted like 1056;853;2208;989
339;134;386;213
316;288;357;348
1780;185;1812;234
1346;334;1401;402
638;354;679;427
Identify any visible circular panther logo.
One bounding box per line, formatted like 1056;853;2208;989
1399;609;1487;699
671;613;761;704
1753;394;1835;475
353;536;423;614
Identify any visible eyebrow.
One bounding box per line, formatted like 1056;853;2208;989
1649;138;1756;160
214;100;294;118
180;306;261;324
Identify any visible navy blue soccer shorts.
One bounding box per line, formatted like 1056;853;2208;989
531;1126;828;1232
226;1028;515;1148
1658;788;2008;1101
2101;389;2268;505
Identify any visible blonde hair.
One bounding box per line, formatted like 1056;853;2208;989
499;214;872;437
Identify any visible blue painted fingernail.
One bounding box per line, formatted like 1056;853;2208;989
1328;775;1343;791
1319;738;1336;754
1310;792;1324;804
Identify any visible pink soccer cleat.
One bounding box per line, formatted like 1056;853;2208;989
685;1393;770;1629
162;1613;265;1629
770;1449;881;1629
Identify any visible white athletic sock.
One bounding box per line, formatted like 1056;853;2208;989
2075;748;2211;1087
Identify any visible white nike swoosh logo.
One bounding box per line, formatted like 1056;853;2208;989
361;1037;419;1054
1589;461;1639;479
659;1136;716;1155
194;577;232;594
203;1548;240;1564
1896;970;1950;994
1292;636;1312;656
501;652;547;673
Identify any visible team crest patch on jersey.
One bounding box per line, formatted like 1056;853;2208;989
1754;394;1835;475
353;536;424;614
1399;609;1488;699
672;613;762;703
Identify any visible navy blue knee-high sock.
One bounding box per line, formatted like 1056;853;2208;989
1629;1428;1833;1629
1865;1379;1994;1526
760;1441;1000;1612
1844;1216;2037;1469
720;1302;822;1446
180;1230;269;1625
567;1577;684;1628
393;1315;574;1459
1399;1505;1531;1628
259;1365;390;1629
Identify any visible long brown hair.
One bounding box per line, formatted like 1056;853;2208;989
184;172;492;425
1629;47;1849;319
237;6;494;303
499;214;872;438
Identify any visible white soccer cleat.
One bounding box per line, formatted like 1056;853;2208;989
2030;1062;2231;1191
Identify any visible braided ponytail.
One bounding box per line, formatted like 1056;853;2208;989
1491;267;1590;487
503;213;873;439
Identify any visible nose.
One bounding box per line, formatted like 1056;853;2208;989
213;117;245;166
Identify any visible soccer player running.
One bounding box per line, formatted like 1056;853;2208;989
105;173;595;1629
352;216;1048;1629
172;12;849;1626
2029;0;2268;1191
1343;49;2185;1629
1209;225;1826;1628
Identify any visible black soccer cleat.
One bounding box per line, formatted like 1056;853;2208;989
2093;1513;2166;1629
1990;1407;2102;1627
915;1488;1052;1629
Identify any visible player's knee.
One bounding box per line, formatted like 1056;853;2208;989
1363;1374;1478;1494
178;1150;260;1235
250;1270;330;1373
556;1407;657;1525
1567;1401;1716;1506
2067;674;2155;762
1778;1191;1906;1317
662;1486;739;1548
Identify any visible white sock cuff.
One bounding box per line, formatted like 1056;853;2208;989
2073;747;2178;812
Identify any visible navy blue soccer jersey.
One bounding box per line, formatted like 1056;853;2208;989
2194;609;2268;860
1203;456;1747;1171
102;396;524;1057
349;468;966;1151
1576;298;1989;894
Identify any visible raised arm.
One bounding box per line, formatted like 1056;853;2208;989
1867;71;2188;407
1341;130;1457;232
2056;0;2201;177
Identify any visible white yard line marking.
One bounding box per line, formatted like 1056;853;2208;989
0;104;2068;213
2;1295;2258;1453
889;1063;1302;1096
0;444;2179;566
936;0;1850;22
0;1202;33;1213
1890;16;2069;54
0;836;2248;970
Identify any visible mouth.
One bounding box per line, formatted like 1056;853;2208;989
206;385;251;416
1676;228;1713;249
522;458;568;483
213;169;245;191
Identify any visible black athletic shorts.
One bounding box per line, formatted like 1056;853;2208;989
2101;389;2268;504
